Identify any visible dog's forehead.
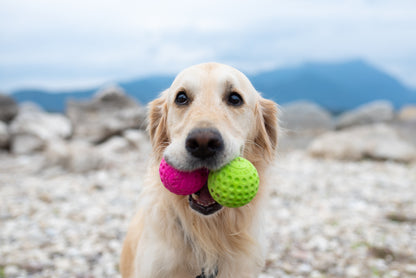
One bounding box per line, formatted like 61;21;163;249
170;63;258;101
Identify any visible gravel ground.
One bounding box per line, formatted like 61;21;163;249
1;143;415;278
263;151;416;278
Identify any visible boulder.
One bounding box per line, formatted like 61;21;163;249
18;101;44;114
0;121;9;148
122;129;149;151
66;85;147;144
336;100;394;129
45;139;103;172
308;124;416;163
10;134;44;154
9;108;72;154
278;101;334;151
0;93;18;123
280;101;333;131
98;136;131;155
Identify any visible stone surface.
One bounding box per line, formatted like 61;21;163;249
308;124;416;163
279;101;334;151
280;101;333;131
122;129;149;151
9;108;72;154
0;121;9;148
18;101;44;113
45;139;103;173
11;134;45;154
66;85;147;144
1;146;415;278
0;93;18;123
336;100;394;129
98;136;131;154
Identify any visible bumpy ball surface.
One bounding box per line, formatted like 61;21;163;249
159;158;208;195
208;157;259;208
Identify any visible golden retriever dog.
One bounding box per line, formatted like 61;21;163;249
120;62;278;278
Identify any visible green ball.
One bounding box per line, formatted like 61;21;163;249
208;157;259;208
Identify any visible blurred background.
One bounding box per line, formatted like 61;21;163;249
1;1;416;278
1;0;416;112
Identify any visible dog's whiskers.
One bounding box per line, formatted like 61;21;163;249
245;139;262;149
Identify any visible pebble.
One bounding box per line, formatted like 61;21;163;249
1;142;415;277
346;265;361;277
405;264;416;274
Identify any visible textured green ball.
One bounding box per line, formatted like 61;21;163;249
208;157;259;208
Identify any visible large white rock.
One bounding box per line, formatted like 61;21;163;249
66;86;147;144
98;136;131;155
280;101;333;131
278;101;334;151
336;100;394;129
45;139;103;172
18;101;44;114
308;124;416;163
9;108;72;154
122;129;149;151
11;134;45;154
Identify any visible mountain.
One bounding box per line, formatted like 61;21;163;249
10;59;416;113
250;60;416;112
12;88;97;112
11;76;174;112
120;75;174;104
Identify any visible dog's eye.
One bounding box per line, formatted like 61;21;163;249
175;91;189;106
227;92;243;107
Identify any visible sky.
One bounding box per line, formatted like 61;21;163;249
1;0;416;92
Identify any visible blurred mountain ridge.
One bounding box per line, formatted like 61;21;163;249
10;59;416;113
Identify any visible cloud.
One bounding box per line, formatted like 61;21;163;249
0;0;415;90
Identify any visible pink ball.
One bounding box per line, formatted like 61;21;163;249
159;158;209;195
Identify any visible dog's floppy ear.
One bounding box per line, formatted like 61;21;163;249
254;97;279;162
148;91;169;160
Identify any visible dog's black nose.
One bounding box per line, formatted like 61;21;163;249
186;128;224;159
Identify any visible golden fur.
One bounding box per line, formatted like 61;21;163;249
120;63;278;278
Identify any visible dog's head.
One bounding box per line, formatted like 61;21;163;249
148;63;278;216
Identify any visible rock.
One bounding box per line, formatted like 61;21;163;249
336;100;394;129
298;264;313;274
0;121;9;148
122;129;149;150
4;265;20;277
280;101;333;131
9;108;72;154
45;139;103;172
279;101;334;151
19;101;44;114
258;275;274;278
368;246;395;260
1;141;416;277
0;93;18;122
308;124;416;163
63;141;103;173
405;264;416;275
66;85;147;144
398;105;416;122
11;134;45;154
346;265;361;277
97;132;152;164
98;136;131;154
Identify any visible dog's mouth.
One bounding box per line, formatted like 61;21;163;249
188;182;223;216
